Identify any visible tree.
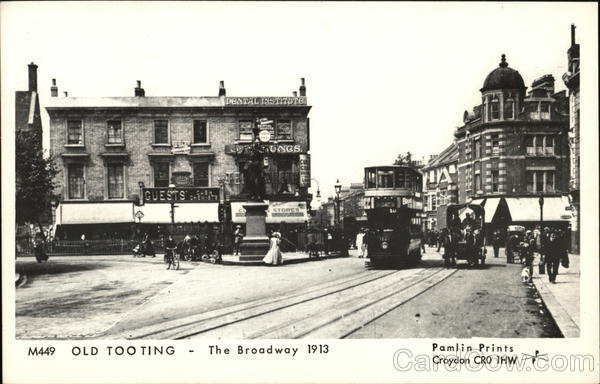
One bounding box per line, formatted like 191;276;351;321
15;130;58;233
394;151;413;166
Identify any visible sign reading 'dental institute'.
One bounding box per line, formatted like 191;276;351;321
225;97;307;106
143;187;220;203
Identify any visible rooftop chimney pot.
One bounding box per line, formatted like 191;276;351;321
64;91;68;97
27;62;38;92
50;78;58;97
134;80;145;97
218;80;226;97
293;91;298;97
299;77;306;97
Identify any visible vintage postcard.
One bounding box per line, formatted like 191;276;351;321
2;1;598;383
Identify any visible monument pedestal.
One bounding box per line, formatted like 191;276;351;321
239;201;270;261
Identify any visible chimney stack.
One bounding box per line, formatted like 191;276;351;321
299;77;306;96
64;91;68;97
50;78;58;97
218;80;226;97
571;24;576;46
135;80;145;97
293;91;298;97
28;62;38;92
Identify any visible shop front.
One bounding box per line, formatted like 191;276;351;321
54;201;135;240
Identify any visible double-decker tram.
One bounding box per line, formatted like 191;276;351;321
362;165;424;268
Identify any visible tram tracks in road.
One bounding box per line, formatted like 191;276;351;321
116;263;456;339
113;269;394;339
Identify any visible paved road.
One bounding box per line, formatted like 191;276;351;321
15;247;560;339
349;247;562;338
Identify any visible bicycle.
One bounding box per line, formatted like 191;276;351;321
164;247;180;270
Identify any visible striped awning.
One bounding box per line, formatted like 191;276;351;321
59;202;134;224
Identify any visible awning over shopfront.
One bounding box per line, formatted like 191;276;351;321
137;202;219;224
231;201;308;224
58;202;134;224
483;198;501;223
504;196;571;222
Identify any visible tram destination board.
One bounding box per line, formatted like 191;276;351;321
142;187;220;203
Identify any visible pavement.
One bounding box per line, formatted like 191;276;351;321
532;253;580;337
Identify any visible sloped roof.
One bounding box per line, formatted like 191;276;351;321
423;142;458;170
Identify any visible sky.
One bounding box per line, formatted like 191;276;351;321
1;1;597;206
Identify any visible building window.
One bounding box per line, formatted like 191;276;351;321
491;134;500;155
504;97;514;119
491;170;499;192
526;135;555;156
68;164;85;199
277;120;292;141
107;120;123;144
526;170;555;193
540;102;551;120
193;163;209;187
107;164;124;199
490;96;500;120
67;120;83;145
154;120;169;144
431;195;437;211
465;167;472;190
193;120;208;144
474;139;481;158
153;162;170;187
239;120;254;141
545;136;555;155
474;174;481;192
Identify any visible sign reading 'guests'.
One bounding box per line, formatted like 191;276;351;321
142;187;220;203
225;97;307;106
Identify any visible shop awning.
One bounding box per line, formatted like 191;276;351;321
232;201;308;224
138;202;219;224
505;196;572;222
483;197;501;223
59;202;134;224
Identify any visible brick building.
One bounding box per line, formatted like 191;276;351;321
47;78;312;243
562;24;580;253
454;55;571;233
422;143;459;230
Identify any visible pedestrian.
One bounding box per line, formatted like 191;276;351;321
233;225;243;256
355;229;365;258
546;229;561;284
263;231;283;266
492;229;502;258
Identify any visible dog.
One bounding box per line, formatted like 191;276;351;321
521;267;531;283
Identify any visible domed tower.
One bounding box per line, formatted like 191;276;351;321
480;54;526;122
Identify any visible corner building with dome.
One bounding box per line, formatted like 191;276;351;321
454;55;572;234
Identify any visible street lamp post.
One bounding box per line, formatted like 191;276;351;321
169;183;178;234
334;179;342;230
539;194;544;249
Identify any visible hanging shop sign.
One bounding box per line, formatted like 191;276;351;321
299;154;311;187
142;187;220;203
225;97;307;106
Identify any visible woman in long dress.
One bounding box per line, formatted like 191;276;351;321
263;232;283;266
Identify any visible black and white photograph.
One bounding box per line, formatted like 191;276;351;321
2;1;598;383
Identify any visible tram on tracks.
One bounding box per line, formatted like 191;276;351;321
362;165;424;268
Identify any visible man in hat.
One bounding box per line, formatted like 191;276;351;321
233;225;243;256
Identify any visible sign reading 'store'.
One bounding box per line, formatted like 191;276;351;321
142;187;220;203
